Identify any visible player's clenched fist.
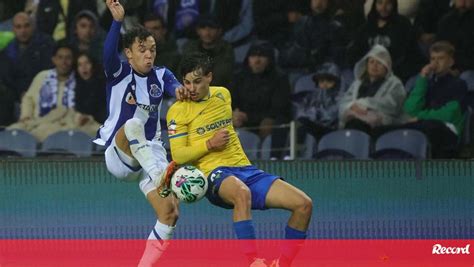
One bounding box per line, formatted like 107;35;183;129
207;129;230;151
106;0;125;22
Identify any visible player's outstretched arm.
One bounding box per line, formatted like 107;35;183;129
103;0;125;78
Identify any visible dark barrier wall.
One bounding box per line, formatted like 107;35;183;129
0;159;472;239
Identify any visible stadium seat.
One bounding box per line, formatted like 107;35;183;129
260;134;272;160
236;129;260;160
0;129;37;157
41;130;93;157
299;133;317;159
293;73;316;94
372;129;428;159
315;130;371;159
462;107;472;145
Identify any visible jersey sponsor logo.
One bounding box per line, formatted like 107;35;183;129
197;127;205;135
168;119;177;135
196;118;232;135
149;84;162;98
137;103;159;112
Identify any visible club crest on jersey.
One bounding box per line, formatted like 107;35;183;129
125;92;136;105
168;119;177;135
149;84;162;98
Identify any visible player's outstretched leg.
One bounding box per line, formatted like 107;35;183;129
265;179;313;267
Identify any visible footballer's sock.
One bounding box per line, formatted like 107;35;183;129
233;220;258;263
278;225;307;267
138;220;175;267
124;118;162;181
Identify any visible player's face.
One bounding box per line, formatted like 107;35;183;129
183;69;212;101
126;36;156;75
12;13;33;44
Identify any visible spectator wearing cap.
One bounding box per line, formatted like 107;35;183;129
230;41;291;159
181;15;234;88
142;13;181;74
67;10;105;62
339;45;406;133
293;62;345;140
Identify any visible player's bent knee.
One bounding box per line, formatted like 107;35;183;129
124;118;144;140
295;195;313;218
231;185;252;207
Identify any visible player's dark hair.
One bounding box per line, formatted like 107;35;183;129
122;26;154;49
179;52;213;79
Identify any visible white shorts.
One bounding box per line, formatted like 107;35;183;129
104;138;169;196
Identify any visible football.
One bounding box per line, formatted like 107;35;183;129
170;165;208;203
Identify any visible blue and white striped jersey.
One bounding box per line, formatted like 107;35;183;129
94;21;181;147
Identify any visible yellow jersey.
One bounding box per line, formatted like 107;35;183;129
166;86;251;177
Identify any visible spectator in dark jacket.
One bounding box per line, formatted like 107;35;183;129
36;0;97;41
182;15;234;88
1;12;55;102
437;0;474;72
280;0;348;70
347;0;425;82
67;10;105;62
230;41;291;159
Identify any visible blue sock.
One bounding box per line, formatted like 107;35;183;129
285;225;307;239
233;220;256;239
280;226;307;267
233;220;257;263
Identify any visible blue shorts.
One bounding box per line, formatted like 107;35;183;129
205;165;280;210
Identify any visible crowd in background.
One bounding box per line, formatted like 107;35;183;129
0;0;473;159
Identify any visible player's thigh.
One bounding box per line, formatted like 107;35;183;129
265;179;312;211
218;176;251;206
146;189;179;224
114;126;132;157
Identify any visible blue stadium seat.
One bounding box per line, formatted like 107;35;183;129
260;134;272;160
236;129;260;160
293;73;316;94
300;133;316;159
41;130;93;157
315;130;371;159
0;129;37;157
373;129;428;159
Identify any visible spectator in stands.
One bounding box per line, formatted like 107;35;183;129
332;0;366;41
0;0;25;31
339;45;406;133
347;0;424;82
230;41;291;159
182;15;234;88
294;62;345;140
0;78;16;127
280;0;348;70
74;52;106;124
376;41;468;158
142;13;181;74
36;0;97;41
0;12;55;103
201;0;253;46
253;0;290;48
67;10;105;62
437;0;474;73
414;0;451;54
7;43;99;141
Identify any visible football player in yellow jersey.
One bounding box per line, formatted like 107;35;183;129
166;53;313;267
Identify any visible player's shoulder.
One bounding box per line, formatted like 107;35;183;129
210;86;231;100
